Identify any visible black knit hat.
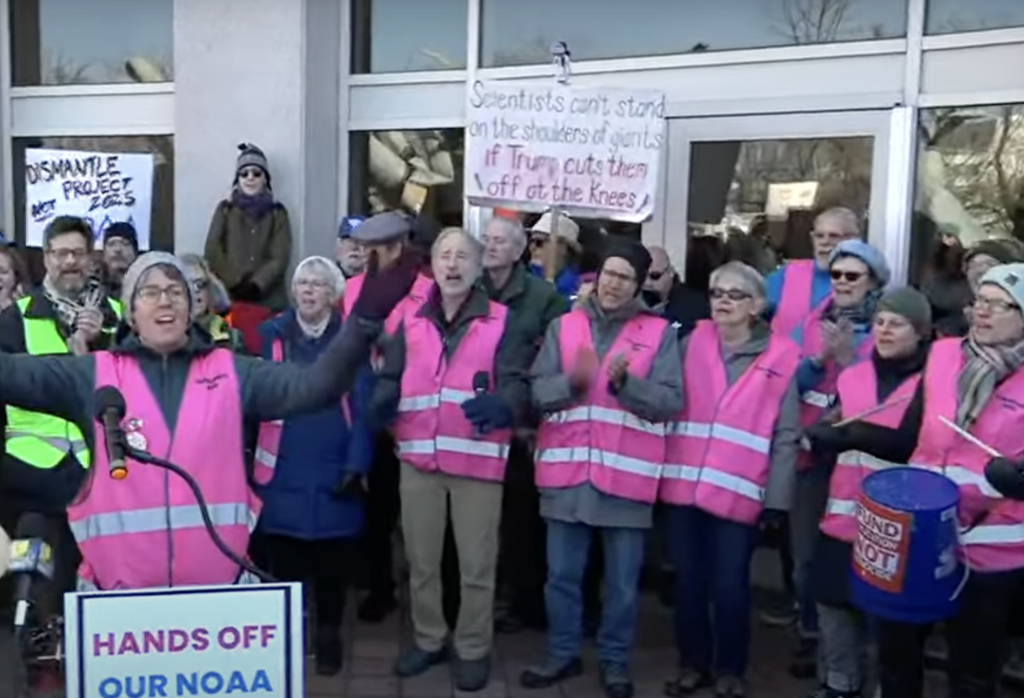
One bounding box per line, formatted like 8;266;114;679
104;221;139;251
600;239;651;296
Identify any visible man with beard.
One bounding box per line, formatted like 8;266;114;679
100;222;139;297
0;215;122;692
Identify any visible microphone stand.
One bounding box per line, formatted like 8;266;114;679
123;446;276;583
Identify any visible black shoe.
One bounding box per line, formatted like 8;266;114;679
599;660;634;698
520;657;583;689
357;592;397;624
393;645;448;677
664;668;713;696
314;625;342;676
453;655;491;692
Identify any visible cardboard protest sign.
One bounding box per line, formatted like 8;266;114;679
465;79;666;222
24;148;155;248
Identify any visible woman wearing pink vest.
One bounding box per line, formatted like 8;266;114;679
803;287;932;698
0;250;418;591
522;240;682;698
371;227;529;693
660;262;801;698
809;264;1024;698
789;239;889;676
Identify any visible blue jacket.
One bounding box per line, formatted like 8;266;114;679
255;310;375;540
530;263;581;300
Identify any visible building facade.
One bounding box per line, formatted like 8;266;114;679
1;0;1024;285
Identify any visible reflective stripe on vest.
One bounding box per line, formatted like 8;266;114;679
70;502;257;543
4;296;121;470
909;338;1024;572
392;299;513;482
534;309;669;503
660;321;799;523
819;362;920;543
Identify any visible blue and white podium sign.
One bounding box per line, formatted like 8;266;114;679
64;583;303;698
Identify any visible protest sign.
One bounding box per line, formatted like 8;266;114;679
24;148;155;248
465;79;666;222
64;583;303;698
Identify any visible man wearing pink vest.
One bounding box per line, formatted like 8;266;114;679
813;265;1024;698
803;287;931;698
765;207;862;337
371;227;529;692
521;240;682;698
0;250;419;591
659;262;801;698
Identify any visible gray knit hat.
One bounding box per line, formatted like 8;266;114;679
236;142;271;186
121;252;194;326
877;286;932;338
979;263;1024;320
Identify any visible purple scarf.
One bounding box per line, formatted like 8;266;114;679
231;190;276;220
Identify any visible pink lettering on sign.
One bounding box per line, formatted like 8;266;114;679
853;495;912;593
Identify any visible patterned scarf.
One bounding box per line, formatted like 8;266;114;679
42;276;106;344
823;288;882;326
956;331;1024;427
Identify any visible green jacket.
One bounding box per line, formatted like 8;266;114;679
483;262;570;353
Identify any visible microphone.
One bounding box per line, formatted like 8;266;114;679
95;386;129;480
985;457;1024;500
8;513;55;638
471;372;490;437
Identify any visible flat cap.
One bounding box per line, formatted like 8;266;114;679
348;210;413;244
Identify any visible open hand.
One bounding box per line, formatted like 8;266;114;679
351;249;420;321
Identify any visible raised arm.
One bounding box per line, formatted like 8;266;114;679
0;351;94;427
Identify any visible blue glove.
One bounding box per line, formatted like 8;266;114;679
461;394;513;433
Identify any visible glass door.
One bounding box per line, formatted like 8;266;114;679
657;111;893;278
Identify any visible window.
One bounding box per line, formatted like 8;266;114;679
480;0;907;68
351;0;467;73
926;0;1024;35
10;0;173;86
12;136;175;261
348;129;465;227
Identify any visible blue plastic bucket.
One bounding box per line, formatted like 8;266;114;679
850;467;963;623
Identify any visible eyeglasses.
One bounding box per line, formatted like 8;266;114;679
812;230;853;242
710;288;752;301
190;279;209;292
648;270;667;281
973;296;1020;314
48;248;88;262
136;285;188;305
830;270;865;283
239;168;264;180
295;278;330;290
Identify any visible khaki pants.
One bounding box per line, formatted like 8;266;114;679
400;461;503;659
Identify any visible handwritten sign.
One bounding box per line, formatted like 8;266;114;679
64;583;303;698
853;496;912;593
25;148;155;249
465;79;665;222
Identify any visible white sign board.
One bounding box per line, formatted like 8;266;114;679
465;79;665;222
765;181;819;218
25;148;155;249
64;583;303;698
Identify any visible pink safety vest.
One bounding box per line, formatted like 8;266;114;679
68;350;258;590
796;300;874;470
660;321;799;524
819;362;921;543
252;339;351;485
771;260;826;338
534;309;669;504
392;300;513;482
910;339;1024;573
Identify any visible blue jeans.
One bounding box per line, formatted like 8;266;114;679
544;518;647;665
667;506;759;678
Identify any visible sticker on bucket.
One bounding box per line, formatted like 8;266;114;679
853;496;913;593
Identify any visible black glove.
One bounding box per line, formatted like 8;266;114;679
461;394;513;433
351;249;420;321
804;422;851;455
231;277;262;303
986;457;1024;501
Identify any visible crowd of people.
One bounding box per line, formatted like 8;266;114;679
1;142;1024;698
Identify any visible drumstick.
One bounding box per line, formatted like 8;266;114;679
938;415;1003;458
831;395;912;428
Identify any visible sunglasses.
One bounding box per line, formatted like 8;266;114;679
239;168;264;180
648;270;666;281
529;237;547;249
710;288;752;301
830;270;865;282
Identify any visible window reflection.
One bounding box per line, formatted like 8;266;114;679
348;130;465;226
926;0;1024;34
12;135;174;282
351;0;467;73
480;0;907;68
911;105;1024;287
10;0;173;86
